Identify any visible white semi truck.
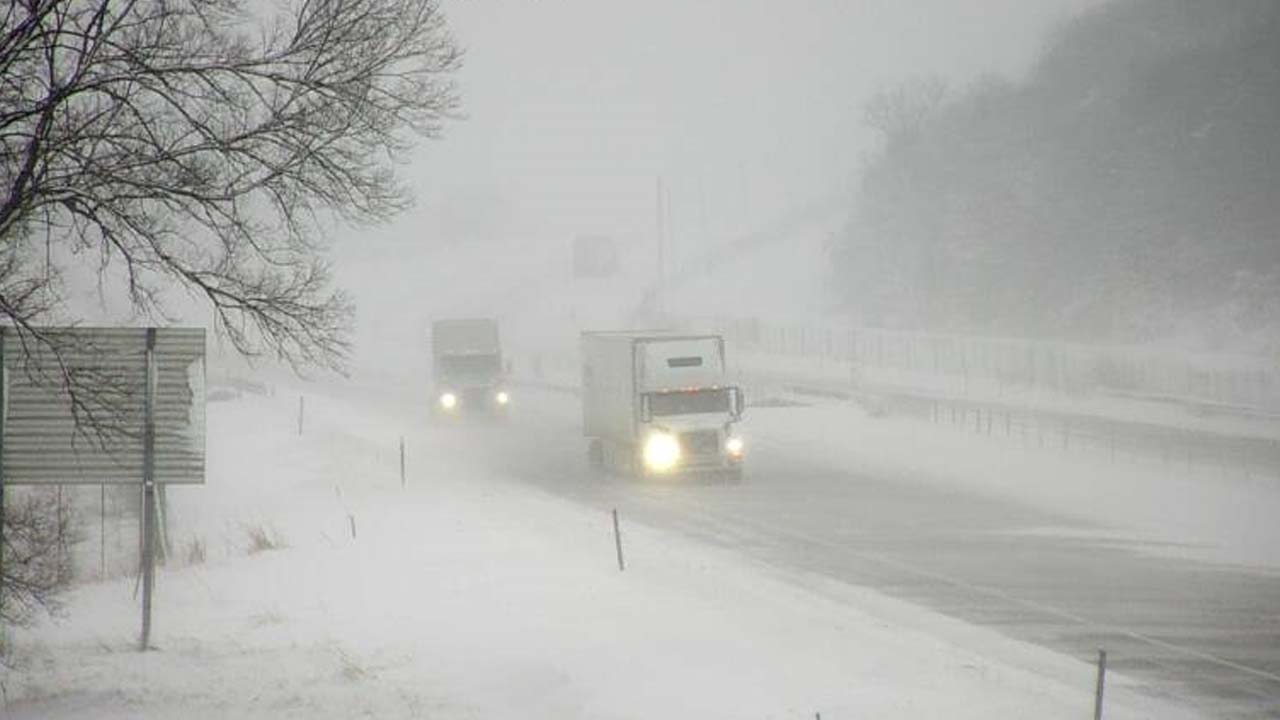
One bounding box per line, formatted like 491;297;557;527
581;331;745;481
430;318;510;416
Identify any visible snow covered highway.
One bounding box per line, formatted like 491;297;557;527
6;378;1278;719
420;382;1280;718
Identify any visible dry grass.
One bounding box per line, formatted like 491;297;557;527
184;537;207;565
336;648;367;682
243;524;286;554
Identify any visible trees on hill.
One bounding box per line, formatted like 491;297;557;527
832;0;1280;352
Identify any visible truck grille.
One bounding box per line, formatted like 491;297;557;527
680;430;720;456
461;387;492;406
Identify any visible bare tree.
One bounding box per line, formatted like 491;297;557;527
1;0;463;369
0;0;460;633
1;487;77;628
862;76;947;149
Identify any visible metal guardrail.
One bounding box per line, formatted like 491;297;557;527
690;315;1280;416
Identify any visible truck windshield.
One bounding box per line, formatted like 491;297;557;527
648;389;730;416
439;354;500;378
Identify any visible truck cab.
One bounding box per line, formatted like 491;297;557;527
582;332;745;481
430;318;510;417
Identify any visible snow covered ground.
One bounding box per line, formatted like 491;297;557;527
2;386;1200;719
742;401;1280;571
730;349;1280;442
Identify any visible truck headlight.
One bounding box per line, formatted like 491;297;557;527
725;435;745;457
439;392;458;410
495;391;510;405
642;432;681;472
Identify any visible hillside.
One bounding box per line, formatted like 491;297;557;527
831;0;1280;354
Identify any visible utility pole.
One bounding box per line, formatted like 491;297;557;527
655;176;667;318
698;172;710;242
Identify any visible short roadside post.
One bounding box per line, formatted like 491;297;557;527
612;509;625;572
1094;648;1107;720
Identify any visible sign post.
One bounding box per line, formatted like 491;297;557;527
140;328;157;650
0;330;7;624
0;327;205;651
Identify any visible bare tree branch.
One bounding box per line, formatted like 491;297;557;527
1;0;462;372
863;76;947;149
1;488;78;628
0;1;459;628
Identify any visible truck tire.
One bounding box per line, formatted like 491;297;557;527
724;466;744;485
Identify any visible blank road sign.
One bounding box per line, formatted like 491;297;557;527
0;327;205;485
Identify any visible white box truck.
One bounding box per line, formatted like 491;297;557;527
581;331;745;481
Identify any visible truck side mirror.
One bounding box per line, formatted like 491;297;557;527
640;395;652;423
733;388;746;418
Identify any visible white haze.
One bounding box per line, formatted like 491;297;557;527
40;0;1106;373
15;3;1280;718
333;0;1104;379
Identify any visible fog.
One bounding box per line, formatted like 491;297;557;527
11;2;1280;718
333;0;1103;378
306;6;1280;715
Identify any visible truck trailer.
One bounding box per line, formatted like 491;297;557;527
581;331;745;481
430;318;510;416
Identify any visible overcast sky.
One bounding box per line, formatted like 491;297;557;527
325;0;1109;372
357;0;1106;254
60;1;1110;340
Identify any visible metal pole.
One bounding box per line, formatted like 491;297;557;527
140;328;157;651
141;483;155;650
399;437;406;488
155;483;170;564
1094;648;1107;720
655;176;666;318
612;508;625;572
298;395;304;436
136;483;144;569
100;484;106;578
0;329;7;623
56;484;64;557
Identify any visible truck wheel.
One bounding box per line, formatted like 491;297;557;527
724;467;744;485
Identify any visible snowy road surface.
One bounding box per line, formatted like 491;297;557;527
7;379;1277;718
419;383;1280;718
